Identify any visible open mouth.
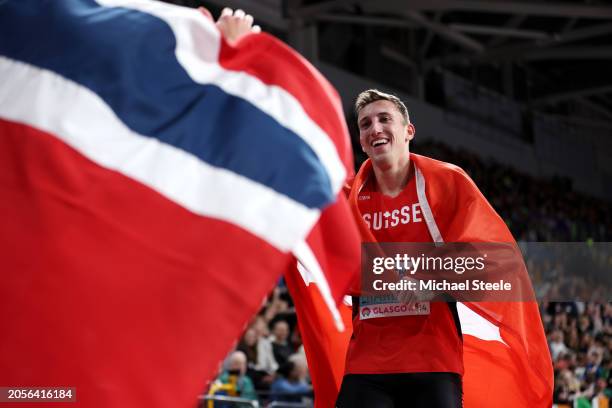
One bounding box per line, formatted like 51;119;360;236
371;139;389;147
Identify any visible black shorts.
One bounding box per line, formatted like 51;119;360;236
336;372;463;408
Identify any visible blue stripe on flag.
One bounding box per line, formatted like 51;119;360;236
0;0;333;209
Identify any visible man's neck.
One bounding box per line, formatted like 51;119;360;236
371;156;413;198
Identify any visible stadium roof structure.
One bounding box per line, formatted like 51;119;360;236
173;0;612;132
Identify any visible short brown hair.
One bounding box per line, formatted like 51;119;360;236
354;89;410;124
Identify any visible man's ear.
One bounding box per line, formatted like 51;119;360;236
406;123;416;142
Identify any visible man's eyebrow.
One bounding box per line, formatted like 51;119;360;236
359;111;392;122
358;111;395;127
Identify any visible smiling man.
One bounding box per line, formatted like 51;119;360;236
336;89;464;408
356;94;415;198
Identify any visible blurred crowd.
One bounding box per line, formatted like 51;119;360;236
526;245;610;304
207;285;312;406
206;140;611;407
413;141;612;243
544;302;612;407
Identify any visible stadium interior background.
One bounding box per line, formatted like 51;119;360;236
165;1;612;406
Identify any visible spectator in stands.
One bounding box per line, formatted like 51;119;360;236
604;304;612;325
237;326;278;390
546;302;612;406
593;377;611;407
262;287;291;324
270;320;293;367
209;351;258;401
550;330;569;360
580;314;594;335
566;326;581;352
585;350;603;379
270;354;313;402
252;315;270;338
581;333;595;355
554;366;581;404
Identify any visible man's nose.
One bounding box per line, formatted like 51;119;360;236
371;120;383;134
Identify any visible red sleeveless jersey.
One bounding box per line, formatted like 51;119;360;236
345;175;464;375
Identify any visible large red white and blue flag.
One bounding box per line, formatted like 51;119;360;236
0;0;360;406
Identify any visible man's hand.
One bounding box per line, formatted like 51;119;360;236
393;275;433;309
206;7;261;44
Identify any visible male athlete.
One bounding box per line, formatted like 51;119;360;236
336;89;463;408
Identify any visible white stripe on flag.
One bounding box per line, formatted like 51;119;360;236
415;164;507;345
0;56;319;252
96;0;347;195
295;241;345;332
457;302;507;344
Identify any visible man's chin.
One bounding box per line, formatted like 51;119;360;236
370;154;393;168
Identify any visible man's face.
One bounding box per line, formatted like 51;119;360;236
228;353;247;376
273;321;289;342
357;100;415;167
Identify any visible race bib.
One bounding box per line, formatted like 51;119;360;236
359;295;430;320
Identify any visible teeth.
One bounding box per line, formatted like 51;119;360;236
372;139;388;147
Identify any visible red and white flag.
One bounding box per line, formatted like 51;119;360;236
0;1;360;406
294;154;553;407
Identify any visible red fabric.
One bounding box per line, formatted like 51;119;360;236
1;4;362;407
0;119;287;407
408;154;553;407
219;33;354;173
357;176;430;242
344;299;464;375
285;272;353;408
283;182;361;408
345;176;463;375
221;33;361;305
300;195;362;306
296;153;553;407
